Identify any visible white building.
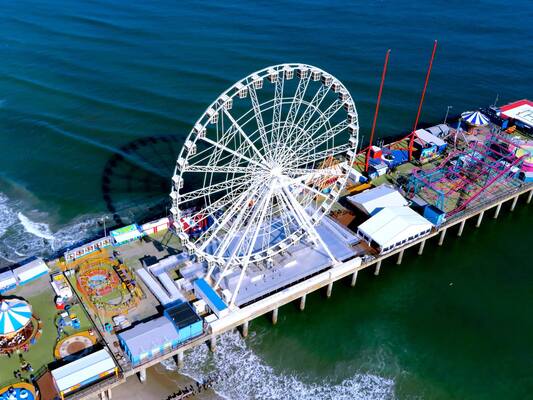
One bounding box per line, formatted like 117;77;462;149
347;185;408;215
14;257;49;284
357;207;433;254
0;270;17;293
51;349;117;398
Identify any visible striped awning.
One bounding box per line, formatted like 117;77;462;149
0;298;32;335
461;111;489;126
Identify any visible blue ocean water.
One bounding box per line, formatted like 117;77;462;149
0;1;532;399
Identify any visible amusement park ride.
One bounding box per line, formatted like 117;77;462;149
170;63;359;307
168;46;528;307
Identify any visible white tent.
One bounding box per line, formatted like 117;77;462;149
14;258;49;284
357;207;433;253
461;111;489;126
0;298;32;336
51;349;117;396
347;185;408;215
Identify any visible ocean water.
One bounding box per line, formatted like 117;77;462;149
0;0;531;398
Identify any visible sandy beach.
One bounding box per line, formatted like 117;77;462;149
89;362;221;400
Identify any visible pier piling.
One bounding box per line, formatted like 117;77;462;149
299;294;306;311
438;228;447;246
476;211;484;228
241;321;249;338
511;195;519;211
418;240;426;255
528;189;533;204
493;203;502;219
106;389;112;400
351;270;358;287
209;336;217;352
174;350;184;368
98;392;107;400
457;219;466;236
326;282;333;298
138;368;147;384
397;250;404;265
272;308;278;325
374;260;382;276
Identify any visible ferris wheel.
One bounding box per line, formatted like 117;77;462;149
170;63;359;306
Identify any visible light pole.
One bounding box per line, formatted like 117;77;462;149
444;105;453;124
100;216;109;237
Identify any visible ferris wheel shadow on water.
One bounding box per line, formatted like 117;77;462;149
100;135;183;227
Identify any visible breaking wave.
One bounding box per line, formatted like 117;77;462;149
177;330;395;400
0;191;101;263
17;212;55;240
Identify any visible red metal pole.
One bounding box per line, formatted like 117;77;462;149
365;49;391;172
409;40;438;161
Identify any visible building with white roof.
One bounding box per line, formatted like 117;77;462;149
51;348;117;398
0;270;17;293
14;257;49;284
357;207;433;254
347;185;408;216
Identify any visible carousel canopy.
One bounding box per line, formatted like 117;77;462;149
0;298;32;336
461;111;489;126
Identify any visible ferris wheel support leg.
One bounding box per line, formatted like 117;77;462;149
280;187;337;264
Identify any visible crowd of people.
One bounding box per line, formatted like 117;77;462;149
164;371;230;400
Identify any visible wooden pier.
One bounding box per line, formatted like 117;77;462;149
70;185;532;400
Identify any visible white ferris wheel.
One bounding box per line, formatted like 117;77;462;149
170;63;359;306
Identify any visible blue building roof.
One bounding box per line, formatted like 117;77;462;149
194;278;227;313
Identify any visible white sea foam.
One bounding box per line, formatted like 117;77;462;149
179;330;395;400
0;193;17;238
0;192;101;263
17;212;55;240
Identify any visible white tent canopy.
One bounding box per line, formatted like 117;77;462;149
0;298;32;336
357;207;433;253
347;185;408;215
461;111;489;126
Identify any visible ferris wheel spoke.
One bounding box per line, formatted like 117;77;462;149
285;82;331;142
293;180;327;198
248;85;270;157
279;187;337;262
223;109;268;164
200;180;264;255
212;182;269;259
178;175;251;203
292;122;349;163
271;76;284;149
292;143;351;167
226;186;274;305
183;165;253;174
201;136;265;169
184;180;253;226
277;75;311;152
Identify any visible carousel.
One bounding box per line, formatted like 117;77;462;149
0;298;39;355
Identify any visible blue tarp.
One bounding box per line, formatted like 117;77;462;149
194;278;228;315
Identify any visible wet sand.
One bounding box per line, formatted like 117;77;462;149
102;364;222;400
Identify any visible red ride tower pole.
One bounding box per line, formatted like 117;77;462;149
408;40;438;161
365;49;391;172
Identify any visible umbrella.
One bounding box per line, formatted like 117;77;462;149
0;298;32;336
461;111;489;126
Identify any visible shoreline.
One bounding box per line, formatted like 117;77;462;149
90;362;222;400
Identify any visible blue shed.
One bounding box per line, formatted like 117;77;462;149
164;302;203;344
423;205;446;226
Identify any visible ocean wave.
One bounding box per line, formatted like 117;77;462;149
0;192;101;263
179;330;395;400
17;212;55;240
